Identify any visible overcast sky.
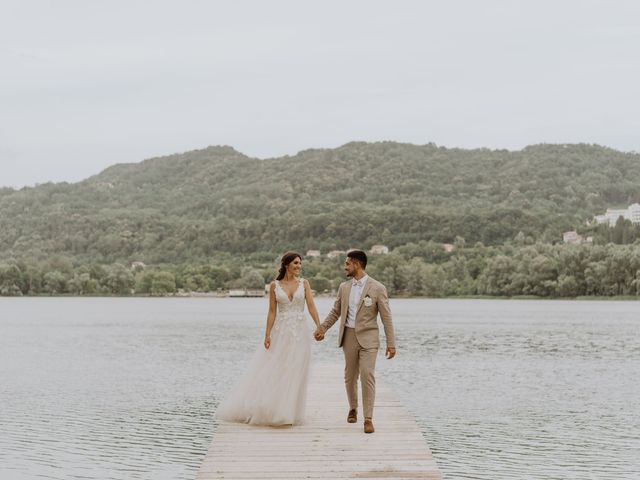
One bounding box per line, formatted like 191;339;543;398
1;1;639;188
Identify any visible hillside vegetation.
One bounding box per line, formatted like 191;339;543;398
2;142;640;297
2;142;639;265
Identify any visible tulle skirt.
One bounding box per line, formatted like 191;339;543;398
216;314;312;426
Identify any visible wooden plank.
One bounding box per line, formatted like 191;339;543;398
198;363;442;480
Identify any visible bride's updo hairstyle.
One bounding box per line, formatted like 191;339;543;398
276;251;302;281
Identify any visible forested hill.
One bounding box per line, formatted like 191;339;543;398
1;142;639;264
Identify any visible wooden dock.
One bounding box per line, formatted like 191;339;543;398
198;363;443;479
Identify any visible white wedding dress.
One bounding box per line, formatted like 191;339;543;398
216;278;312;426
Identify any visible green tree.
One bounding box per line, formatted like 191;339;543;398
234;268;265;289
151;272;176;295
309;275;331;293
68;272;98;295
557;274;579;297
104;264;134;295
42;271;67;294
0;264;23;295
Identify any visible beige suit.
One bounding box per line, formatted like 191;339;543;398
320;276;395;418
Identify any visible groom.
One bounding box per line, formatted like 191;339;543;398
314;250;396;434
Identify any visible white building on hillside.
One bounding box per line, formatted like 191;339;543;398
369;245;389;255
594;203;640;226
563;231;593;244
629;203;640;223
563;231;582;244
306;250;321;257
442;243;454;253
327;250;346;258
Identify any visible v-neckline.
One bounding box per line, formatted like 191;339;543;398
279;279;300;303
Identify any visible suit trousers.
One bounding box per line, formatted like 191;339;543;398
342;327;378;418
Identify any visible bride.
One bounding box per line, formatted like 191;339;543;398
216;251;322;426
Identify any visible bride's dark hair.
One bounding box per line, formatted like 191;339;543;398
276;251;302;281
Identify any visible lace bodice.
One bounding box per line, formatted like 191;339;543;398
273;278;307;340
274;278;305;313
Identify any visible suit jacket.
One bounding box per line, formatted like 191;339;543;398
321;276;395;349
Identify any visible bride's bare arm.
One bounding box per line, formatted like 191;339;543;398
303;279;321;328
264;282;277;349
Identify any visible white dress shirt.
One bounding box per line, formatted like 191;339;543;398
346;275;369;328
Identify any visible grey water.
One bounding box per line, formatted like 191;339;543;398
0;297;639;479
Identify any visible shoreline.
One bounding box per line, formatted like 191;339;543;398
1;294;639;301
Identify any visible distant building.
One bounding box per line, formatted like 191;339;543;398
327;250;346;258
630;203;640;223
563;231;583;244
369;244;389;255
306;250;321;257
594;203;640;226
131;261;146;270
442;243;454;253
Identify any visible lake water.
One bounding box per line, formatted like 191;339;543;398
1;297;639;479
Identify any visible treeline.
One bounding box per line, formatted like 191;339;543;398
594;217;640;245
367;240;640;297
0;257;265;296
2;142;640;265
3;240;640;297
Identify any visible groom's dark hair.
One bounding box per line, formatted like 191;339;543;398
347;250;368;269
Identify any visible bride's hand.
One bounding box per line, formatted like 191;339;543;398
264;336;271;350
313;328;324;341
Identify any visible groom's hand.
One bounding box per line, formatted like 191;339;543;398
386;347;396;359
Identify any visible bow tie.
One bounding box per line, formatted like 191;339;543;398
352;279;364;287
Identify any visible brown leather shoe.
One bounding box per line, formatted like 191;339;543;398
347;409;357;423
364;418;374;434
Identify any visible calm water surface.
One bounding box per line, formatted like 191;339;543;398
1;297;639;479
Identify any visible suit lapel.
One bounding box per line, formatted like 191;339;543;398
356;278;373;315
342;281;352;320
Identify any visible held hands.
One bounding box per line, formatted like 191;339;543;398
264;335;271;350
314;327;325;342
386;346;396;359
